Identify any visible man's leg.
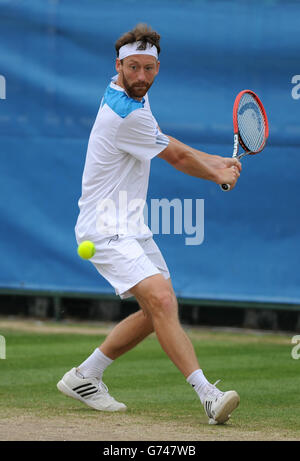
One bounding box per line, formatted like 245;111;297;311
58;274;239;421
129;274;240;424
82;275;198;378
130;274;200;377
98;278;173;360
100;309;153;360
76;307;153;381
57;303;154;413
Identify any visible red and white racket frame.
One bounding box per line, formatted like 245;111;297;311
221;89;269;191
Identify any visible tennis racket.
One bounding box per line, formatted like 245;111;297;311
221;89;269;191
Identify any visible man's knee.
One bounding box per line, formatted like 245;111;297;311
147;289;177;318
132;274;177;318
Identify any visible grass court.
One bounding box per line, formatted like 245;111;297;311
0;319;299;441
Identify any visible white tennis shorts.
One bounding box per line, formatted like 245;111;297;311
89;235;170;299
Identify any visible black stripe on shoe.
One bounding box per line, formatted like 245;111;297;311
73;383;94;391
80;389;99;397
76;386;97;395
205;401;213;419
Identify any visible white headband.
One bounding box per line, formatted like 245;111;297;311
118;41;158;60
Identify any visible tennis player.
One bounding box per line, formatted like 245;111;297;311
57;24;241;425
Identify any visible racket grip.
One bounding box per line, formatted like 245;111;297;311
220;184;231;191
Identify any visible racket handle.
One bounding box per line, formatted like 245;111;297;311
220;184;231;191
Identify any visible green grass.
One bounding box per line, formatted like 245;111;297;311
0;326;299;437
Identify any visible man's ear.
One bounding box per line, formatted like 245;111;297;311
155;60;160;76
115;58;122;73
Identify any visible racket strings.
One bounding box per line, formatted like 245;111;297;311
237;93;266;152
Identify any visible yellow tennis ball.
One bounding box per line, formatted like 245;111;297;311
77;241;95;260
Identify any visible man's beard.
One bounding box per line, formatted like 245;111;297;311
122;73;152;100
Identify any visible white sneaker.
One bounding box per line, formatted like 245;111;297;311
203;381;240;425
57;368;127;412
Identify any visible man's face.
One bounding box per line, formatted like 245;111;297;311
116;54;160;100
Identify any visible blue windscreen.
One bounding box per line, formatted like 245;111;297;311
0;0;299;304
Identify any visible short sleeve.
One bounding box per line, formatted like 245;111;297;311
115;108;169;161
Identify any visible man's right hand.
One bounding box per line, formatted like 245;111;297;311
214;159;241;190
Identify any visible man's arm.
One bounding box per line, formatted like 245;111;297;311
158;135;241;189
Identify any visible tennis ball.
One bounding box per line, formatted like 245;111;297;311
77;241;96;260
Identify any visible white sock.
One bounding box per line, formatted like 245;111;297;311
187;369;214;404
77;348;113;380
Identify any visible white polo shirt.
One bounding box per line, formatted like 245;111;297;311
75;76;169;242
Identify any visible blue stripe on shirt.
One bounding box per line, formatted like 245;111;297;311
102;85;145;118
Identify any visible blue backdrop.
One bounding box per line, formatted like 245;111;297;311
0;0;299;304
